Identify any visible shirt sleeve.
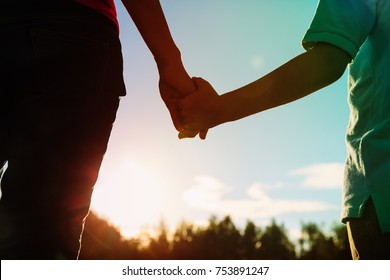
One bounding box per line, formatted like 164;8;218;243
302;0;377;59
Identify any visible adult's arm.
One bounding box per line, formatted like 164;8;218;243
121;0;196;132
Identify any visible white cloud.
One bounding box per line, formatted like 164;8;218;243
182;175;336;221
288;162;344;189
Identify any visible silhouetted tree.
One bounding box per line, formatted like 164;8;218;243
257;219;296;259
184;216;241;259
329;223;351;259
171;221;201;259
240;221;262;259
298;222;350;259
214;216;242;259
146;220;171;259
299;222;331;259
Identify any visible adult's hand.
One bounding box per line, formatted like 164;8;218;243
158;62;194;131
158;63;208;138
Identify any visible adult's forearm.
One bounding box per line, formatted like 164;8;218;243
121;0;182;68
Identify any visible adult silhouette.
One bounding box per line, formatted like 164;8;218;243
0;0;193;259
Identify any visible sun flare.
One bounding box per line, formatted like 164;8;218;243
90;158;167;238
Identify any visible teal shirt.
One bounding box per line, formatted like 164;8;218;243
302;0;390;232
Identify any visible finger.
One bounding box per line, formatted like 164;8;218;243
168;106;184;131
199;129;208;140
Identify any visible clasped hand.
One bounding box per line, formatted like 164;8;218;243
158;62;219;139
177;77;219;139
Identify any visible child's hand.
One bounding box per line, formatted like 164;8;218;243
178;77;220;139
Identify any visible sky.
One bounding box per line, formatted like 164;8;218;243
90;0;351;240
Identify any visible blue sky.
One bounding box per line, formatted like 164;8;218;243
90;0;351;240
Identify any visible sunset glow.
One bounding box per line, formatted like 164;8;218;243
91;159;168;238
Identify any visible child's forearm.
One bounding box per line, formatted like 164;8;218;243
215;43;350;125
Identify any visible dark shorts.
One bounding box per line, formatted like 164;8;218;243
346;198;390;260
0;1;126;259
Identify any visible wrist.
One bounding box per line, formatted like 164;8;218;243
157;53;196;95
215;91;249;126
206;94;227;129
155;47;183;73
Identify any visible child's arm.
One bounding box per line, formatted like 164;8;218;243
179;43;350;137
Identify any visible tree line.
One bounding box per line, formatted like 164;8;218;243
79;212;351;260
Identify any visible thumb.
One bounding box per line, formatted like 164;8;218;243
178;129;198;139
191;76;210;90
192;77;218;98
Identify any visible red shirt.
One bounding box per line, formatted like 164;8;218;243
73;0;118;28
